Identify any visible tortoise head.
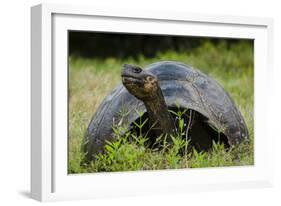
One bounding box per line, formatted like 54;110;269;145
121;64;159;101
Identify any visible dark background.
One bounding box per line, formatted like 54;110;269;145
68;31;246;59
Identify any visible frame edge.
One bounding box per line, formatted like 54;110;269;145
30;3;275;201
31;4;43;201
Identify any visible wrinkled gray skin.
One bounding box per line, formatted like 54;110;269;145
83;61;249;161
121;64;176;138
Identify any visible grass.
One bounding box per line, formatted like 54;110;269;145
68;39;254;173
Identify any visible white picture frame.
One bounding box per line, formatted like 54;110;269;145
31;3;274;202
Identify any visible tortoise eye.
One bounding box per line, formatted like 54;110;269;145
147;76;153;82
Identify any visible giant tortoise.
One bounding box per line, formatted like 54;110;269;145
83;61;249;161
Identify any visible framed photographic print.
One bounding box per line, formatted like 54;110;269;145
31;3;274;201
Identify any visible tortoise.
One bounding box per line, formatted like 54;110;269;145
83;61;249;161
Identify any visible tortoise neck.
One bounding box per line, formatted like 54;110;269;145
144;87;175;136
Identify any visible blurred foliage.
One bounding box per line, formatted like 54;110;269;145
69;31;251;59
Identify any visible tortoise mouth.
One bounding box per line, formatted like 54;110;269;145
122;74;143;85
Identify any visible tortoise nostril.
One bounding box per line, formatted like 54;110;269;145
133;67;142;73
122;64;142;74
